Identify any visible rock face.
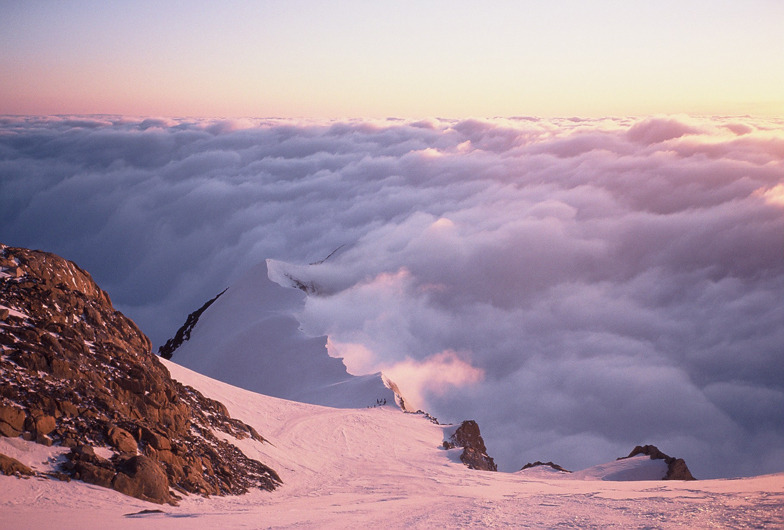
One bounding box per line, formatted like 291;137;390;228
112;455;171;504
622;445;696;480
443;420;497;471
520;461;571;473
0;243;281;503
158;288;226;360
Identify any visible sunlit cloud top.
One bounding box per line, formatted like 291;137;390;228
2;0;783;118
1;114;782;478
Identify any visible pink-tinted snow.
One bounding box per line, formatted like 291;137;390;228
2;360;782;528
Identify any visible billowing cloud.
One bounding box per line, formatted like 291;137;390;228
381;351;484;412
1;114;783;478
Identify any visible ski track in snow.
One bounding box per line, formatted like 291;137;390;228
2;359;783;528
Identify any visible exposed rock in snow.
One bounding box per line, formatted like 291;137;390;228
529;445;696;482
520;460;571;473
570;454;670;481
0;244;280;503
266;258;326;295
0;404;26;438
0;453;34;477
442;420;497;471
622;444;696;480
158;288;227;360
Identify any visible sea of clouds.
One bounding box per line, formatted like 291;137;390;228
1;114;782;478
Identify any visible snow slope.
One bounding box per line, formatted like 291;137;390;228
569;455;668;481
2;359;783;529
169;260;397;408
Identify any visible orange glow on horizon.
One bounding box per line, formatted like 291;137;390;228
1;2;782;119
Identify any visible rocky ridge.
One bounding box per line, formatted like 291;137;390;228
158;288;227;360
621;444;696;480
521;461;571;473
0;244;281;504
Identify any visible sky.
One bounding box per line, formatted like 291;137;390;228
1;0;783;118
1;114;782;479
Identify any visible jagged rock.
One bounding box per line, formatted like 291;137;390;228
107;425;138;454
622;445;696;480
443;420;497;471
70;444;98;460
158;288;227;360
30;414;56;437
0;404;26;437
140;427;172;451
0;243;281;503
74;461;116;489
57;401;79;418
112;456;171;505
666;458;694;481
0;453;34;476
520;461;571;473
63;444;114;488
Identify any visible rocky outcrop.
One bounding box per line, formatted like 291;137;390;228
0;244;280;503
520;461;571;473
158;288;227;360
111;455;171;504
621;445;696;480
443;420;497;471
0;453;35;477
0;404;26;437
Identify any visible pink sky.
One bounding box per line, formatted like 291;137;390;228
2;1;782;118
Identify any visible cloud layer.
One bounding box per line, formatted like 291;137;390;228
2;114;783;478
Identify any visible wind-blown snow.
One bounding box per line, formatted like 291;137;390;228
2;360;782;528
1;115;783;478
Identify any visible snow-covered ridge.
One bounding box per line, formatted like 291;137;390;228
164;259;401;409
569;455;669;481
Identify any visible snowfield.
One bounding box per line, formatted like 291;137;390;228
2;360;782;528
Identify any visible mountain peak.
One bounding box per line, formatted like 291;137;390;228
162;259;404;409
0;244;280;503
